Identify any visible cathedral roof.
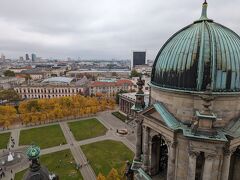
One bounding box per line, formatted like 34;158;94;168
141;102;228;142
223;118;240;138
151;2;240;92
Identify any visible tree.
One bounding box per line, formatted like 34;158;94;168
130;69;141;78
0;89;21;102
25;74;32;81
0;105;16;128
17;95;114;126
108;99;116;110
4;70;15;77
118;164;127;180
107;168;120;180
97;173;106;180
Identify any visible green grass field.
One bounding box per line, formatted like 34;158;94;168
14;149;83;180
19;125;66;149
112;111;127;122
81;140;134;176
0;132;10;149
68;118;107;141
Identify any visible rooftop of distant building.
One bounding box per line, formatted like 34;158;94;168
42;77;74;84
90;79;133;87
120;92;150;106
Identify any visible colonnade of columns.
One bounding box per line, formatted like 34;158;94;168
140;125;176;180
134;125;239;180
221;150;232;180
119;98;135;116
167;142;177;180
187;150;232;180
134;115;239;180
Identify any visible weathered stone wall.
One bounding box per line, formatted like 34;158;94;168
229;153;240;180
151;86;240;127
174;134;189;180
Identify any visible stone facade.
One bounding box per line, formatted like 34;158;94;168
14;86;84;99
119;92;149;117
132;85;240;180
150;85;240;127
89;79;133;97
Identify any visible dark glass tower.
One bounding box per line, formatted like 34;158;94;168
133;52;146;67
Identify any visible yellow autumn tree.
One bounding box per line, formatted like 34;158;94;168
0;105;17;128
97;173;106;180
17;95;112;125
118;164;127;180
107;168;120;180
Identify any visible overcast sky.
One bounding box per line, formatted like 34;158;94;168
0;0;239;60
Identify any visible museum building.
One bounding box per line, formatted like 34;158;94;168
131;1;240;180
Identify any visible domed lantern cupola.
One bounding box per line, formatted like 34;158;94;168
151;0;240;92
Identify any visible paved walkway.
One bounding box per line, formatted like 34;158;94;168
0;111;136;180
60;122;96;180
10;128;20;150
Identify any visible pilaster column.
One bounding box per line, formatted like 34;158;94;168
202;153;215;180
143;126;150;172
125;101;128;113
134;117;143;161
125;101;127;113
128;102;131;114
120;99;122;110
167;142;177;180
187;151;199;180
121;99;123;111
221;150;232;180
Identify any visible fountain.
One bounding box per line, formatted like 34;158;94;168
7;152;14;162
0;150;26;167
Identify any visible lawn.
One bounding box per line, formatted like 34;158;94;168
81;140;134;176
14;149;83;180
19;125;66;149
68;118;107;141
112;111;127;122
0;132;10;149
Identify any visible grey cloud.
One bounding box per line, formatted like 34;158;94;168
0;0;239;60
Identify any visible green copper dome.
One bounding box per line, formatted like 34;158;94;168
151;2;240;92
26;145;40;159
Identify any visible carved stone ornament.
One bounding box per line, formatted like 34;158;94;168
205;153;216;160
188;151;200;158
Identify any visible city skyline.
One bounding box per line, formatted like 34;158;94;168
0;0;239;60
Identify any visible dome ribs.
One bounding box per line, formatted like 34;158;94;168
151;6;240;92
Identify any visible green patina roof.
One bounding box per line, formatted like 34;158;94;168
182;128;228;142
223;118;240;138
153;102;228;142
153;103;181;130
135;168;152;180
151;2;240;92
26;145;41;159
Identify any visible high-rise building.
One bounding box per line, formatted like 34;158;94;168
1;53;5;62
32;53;37;62
132;51;146;68
26;54;30;61
19;56;24;61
